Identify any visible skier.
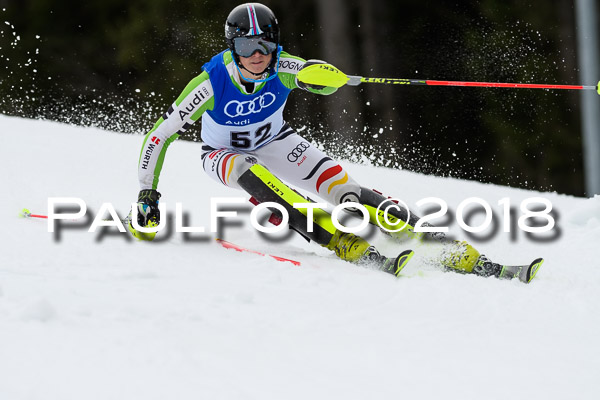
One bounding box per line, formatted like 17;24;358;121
131;2;541;282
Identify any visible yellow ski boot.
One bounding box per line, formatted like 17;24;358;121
325;230;414;277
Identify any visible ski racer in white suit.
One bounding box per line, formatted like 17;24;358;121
132;2;491;278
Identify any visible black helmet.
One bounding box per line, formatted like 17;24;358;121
225;3;280;56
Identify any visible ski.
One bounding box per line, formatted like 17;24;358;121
499;257;544;283
379;249;415;277
474;256;544;283
216;238;301;266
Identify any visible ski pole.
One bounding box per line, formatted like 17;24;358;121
296;62;600;94
345;75;600;94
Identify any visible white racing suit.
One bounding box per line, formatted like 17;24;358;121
137;48;481;272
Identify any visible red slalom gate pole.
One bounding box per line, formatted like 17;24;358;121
19;209;48;219
216;239;301;266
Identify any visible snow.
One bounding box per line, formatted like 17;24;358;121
1;114;599;399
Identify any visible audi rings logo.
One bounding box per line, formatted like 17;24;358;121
287;141;310;162
224;92;276;118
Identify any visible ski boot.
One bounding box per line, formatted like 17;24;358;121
325;230;413;277
473;255;544;283
441;241;481;273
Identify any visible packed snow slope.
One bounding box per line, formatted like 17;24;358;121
1;114;599;400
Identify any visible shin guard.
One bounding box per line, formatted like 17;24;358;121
237;165;380;263
237;164;337;246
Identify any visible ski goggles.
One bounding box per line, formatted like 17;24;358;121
233;36;277;57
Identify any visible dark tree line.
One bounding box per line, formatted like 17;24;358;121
0;0;591;195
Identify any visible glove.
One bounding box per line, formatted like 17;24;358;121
134;189;161;228
296;60;328;91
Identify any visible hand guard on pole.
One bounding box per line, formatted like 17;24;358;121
296;60;346;94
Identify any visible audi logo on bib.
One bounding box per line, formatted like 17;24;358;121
287;141;310;162
224;92;277;118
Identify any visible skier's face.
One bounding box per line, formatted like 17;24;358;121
239;51;272;76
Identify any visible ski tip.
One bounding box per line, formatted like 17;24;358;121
526;258;544;283
392;249;415;277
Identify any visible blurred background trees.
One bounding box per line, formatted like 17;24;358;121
0;0;591;195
